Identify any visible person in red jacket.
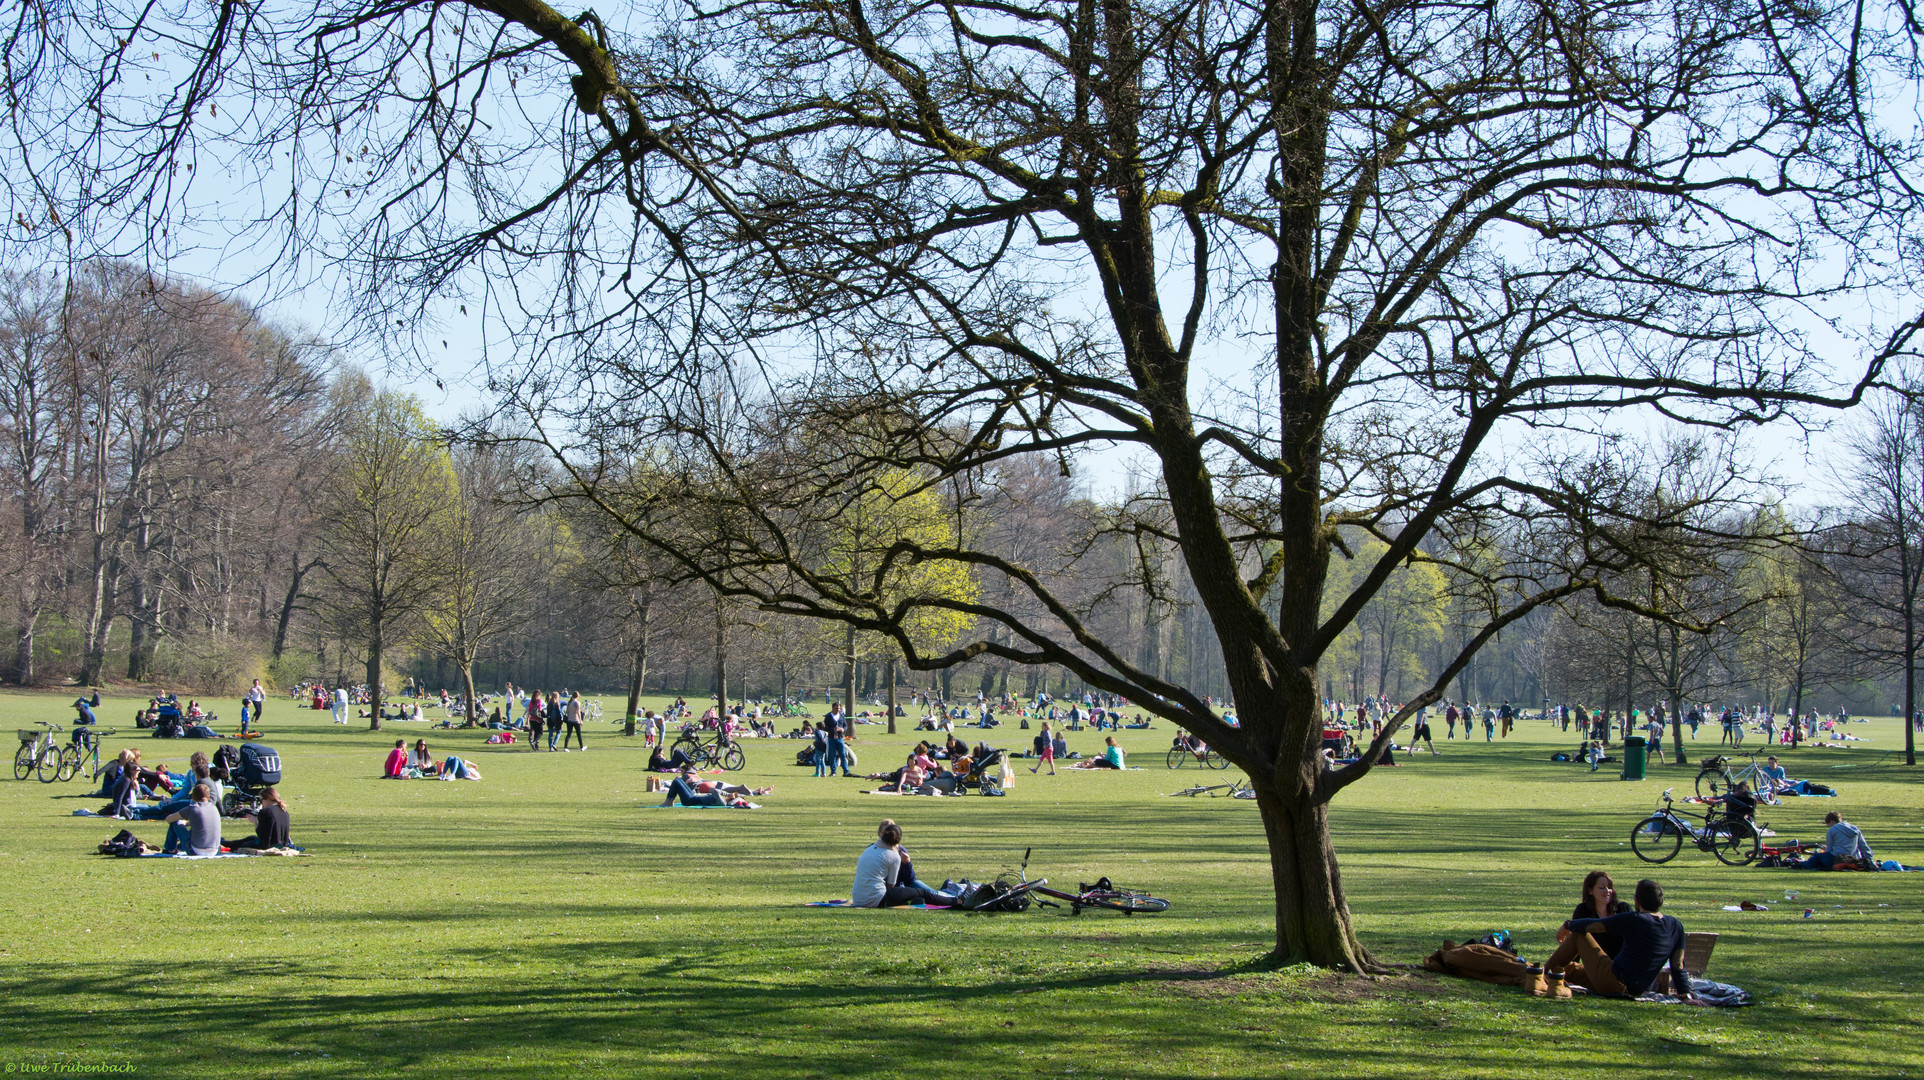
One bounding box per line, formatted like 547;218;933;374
382;739;408;778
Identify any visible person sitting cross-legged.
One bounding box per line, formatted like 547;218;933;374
1541;878;1701;1002
161;784;222;856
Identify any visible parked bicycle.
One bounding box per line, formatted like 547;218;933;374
1165;736;1229;770
1630;788;1760;866
56;725;116;783
967;849;1171;915
673;730;746;771
14;722;64;782
1694;754;1767;798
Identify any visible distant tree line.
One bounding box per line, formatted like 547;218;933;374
2;263;1917;741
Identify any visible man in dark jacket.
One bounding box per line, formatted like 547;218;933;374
1543;879;1701;1001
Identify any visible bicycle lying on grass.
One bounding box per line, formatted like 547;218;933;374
1631;788;1760;866
965;849;1172;915
1164;778;1252;798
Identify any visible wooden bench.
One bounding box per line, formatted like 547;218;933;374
1651;932;1717;993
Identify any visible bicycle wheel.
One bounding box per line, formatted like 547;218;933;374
1082;891;1171;915
673;736;701;755
1165;747;1186;769
1711;820;1760;866
1204;748;1231;770
14;743;35;780
1694;769;1729;799
720;745;745;771
56;744;81;782
1631;815;1684;863
36;745;63;782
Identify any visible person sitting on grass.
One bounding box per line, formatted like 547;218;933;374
1541;878;1700;1002
105;750;144;818
1797;811;1876;870
409;738;441;777
383;738;408;778
1711;779;1760;841
136;755;221;818
231;786;292;850
1758;755;1792;797
850;819;960;907
647;743;699;772
1554;871;1631;985
162;784;222;856
1070;736;1126;769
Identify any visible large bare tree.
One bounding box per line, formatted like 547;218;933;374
13;0;1924;968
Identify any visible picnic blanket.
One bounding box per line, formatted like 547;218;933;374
134;849;308;858
803;899;951;909
639;802;759;809
1776;781;1836;796
1638;978;1754;1006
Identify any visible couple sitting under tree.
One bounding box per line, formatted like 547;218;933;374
1540;872;1701;1003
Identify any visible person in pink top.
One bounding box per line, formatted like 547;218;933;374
382;739;408;778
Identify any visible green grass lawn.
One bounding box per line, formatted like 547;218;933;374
1;689;1919;1079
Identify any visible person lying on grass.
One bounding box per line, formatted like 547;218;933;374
658;764;767;806
1542;878;1701;1003
851;819;960;907
1068;736;1126;769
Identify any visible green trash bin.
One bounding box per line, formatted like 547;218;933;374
1621;735;1647;781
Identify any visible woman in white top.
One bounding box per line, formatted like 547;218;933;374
409;739;441;776
850;820;958;907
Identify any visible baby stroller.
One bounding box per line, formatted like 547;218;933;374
955;747;1007;795
221;743;282;818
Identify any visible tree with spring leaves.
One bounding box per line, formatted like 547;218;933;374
317;389;456;731
11;0;1924;969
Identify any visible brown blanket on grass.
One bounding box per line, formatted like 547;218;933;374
1424;941;1531;985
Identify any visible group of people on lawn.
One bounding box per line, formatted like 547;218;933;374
382;738;483;780
96;746;291;854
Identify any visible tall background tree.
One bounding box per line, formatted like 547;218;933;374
1835;388;1924;766
317;388;456;729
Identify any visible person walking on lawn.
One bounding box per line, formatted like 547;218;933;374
546;692;565;751
563;691;586;750
1031;721;1057;774
526;691;546;749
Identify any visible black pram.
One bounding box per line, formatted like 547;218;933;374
221;743;282;817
